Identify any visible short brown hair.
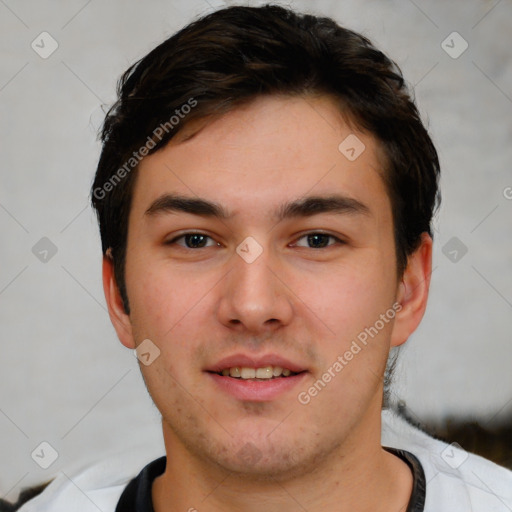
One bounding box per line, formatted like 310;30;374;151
92;4;440;313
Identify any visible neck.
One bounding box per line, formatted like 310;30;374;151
152;408;413;512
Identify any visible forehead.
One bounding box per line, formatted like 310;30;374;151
132;95;391;222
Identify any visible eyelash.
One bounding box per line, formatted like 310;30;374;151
166;232;345;249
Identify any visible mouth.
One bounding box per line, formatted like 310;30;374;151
212;365;301;380
205;354;308;401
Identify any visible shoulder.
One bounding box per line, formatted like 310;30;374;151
16;446;163;512
382;409;512;511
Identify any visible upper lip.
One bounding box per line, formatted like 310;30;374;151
205;353;308;374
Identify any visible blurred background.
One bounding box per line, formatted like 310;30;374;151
1;0;511;503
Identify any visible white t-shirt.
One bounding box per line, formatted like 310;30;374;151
18;410;512;511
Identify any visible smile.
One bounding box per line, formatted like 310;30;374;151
216;366;298;379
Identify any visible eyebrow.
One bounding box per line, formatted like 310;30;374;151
145;194;228;218
277;195;371;219
144;194;371;220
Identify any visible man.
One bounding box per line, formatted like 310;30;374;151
18;4;512;511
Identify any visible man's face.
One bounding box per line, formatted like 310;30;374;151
118;95;404;477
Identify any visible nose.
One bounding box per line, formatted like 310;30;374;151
216;244;294;333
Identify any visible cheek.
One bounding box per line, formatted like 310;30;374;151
126;262;216;371
295;253;397;395
304;255;395;331
127;259;202;334
302;271;396;408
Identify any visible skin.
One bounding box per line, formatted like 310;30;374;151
103;95;432;512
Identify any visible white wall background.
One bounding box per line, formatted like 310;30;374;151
1;0;511;501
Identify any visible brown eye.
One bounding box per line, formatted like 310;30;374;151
169;233;218;248
294;233;342;249
184;234;208;248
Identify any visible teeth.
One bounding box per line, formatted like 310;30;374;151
272;366;283;376
241;367;256;379
219;366;296;379
229;367;241;378
256;366;273;379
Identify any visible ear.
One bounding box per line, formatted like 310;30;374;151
390;233;432;347
102;251;135;349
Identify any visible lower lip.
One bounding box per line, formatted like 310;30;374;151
207;372;307;402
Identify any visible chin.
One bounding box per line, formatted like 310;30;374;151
196;433;335;482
